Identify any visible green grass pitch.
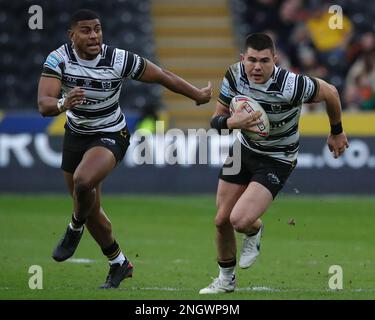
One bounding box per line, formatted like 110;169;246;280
0;194;374;300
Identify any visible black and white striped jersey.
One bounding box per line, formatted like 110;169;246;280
218;62;319;163
42;43;147;134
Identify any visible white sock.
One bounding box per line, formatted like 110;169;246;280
219;266;235;281
69;222;83;232
109;252;126;265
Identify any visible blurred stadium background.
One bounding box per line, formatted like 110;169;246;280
0;0;375;300
0;0;375;194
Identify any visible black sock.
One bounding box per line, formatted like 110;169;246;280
71;213;85;229
101;240;127;263
246;224;262;237
218;258;236;268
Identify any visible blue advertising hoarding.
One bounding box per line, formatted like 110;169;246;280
0;112;374;194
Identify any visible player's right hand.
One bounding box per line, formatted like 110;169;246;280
327;132;349;158
64;87;85;109
195;81;213;105
227;104;262;131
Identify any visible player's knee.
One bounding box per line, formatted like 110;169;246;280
230;219;247;233
215;210;231;229
73;175;94;195
230;215;255;233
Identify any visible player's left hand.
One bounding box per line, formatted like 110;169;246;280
196;81;213;105
327;132;349;158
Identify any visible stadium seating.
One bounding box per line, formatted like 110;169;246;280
229;0;374;106
0;0;160;114
2;0;373;117
151;0;238;130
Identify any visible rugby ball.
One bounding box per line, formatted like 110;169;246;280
229;95;270;141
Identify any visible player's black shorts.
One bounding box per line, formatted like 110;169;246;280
219;142;296;198
61;125;131;174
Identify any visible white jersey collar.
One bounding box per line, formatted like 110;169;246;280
72;47;102;67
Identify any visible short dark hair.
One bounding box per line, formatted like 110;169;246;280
70;9;100;28
244;33;275;55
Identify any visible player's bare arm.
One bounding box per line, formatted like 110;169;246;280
38;76;85;117
212;101;261;132
139;59;212;105
312;78;349;158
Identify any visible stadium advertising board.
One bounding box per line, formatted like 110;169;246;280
0;112;374;194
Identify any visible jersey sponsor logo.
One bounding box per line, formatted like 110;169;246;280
270;120;287;129
46;53;61;68
102;81;112;90
83;79;92;87
271;104;283;113
220;79;230;96
284;75;295;96
115;50;124;66
100;137;116;145
65;76;77;86
267;173;280;185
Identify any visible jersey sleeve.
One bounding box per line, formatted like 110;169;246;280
218;68;237;107
115;49;147;80
41;50;65;79
302;76;319;103
283;72;319;105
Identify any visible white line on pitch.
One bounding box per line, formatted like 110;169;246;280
67;258;96;263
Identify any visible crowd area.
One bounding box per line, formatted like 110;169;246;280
231;0;375;112
1;0;374;114
0;0;160;113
